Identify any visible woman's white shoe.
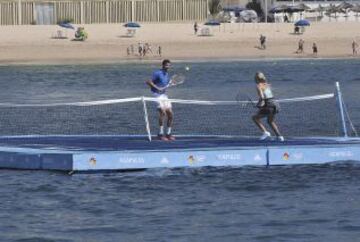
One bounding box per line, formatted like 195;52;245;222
259;131;271;140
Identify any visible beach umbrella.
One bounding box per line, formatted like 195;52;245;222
294;19;310;26
269;4;288;14
124;22;141;28
325;4;343;18
222;6;246;17
351;4;360;15
204;19;221;26
307;4;326;21
203;20;221;35
222;6;246;12
336;2;353;12
351;4;360;12
309;4;326;13
56;21;75;39
287;5;306;13
58;22;75;30
294;3;311;12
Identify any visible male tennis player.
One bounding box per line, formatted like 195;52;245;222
252;72;284;141
146;59;175;141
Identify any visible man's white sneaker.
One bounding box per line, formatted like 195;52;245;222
259;131;271;140
277;136;285;142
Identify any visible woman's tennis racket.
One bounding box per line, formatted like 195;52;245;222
235;91;257;108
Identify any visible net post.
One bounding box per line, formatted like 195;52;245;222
335;82;348;137
142;96;152;142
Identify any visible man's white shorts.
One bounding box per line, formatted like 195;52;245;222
153;93;172;110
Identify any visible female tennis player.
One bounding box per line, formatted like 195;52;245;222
146;59;175;141
252;72;284;141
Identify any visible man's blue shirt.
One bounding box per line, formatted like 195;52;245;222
151;69;170;94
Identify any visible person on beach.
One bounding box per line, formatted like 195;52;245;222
74;27;88;41
352;40;358;55
283;15;289;23
146;59;175;141
158;45;162;57
312;42;318;57
252;72;284;141
260;34;266;50
296;39;304;54
194;22;199;35
138;43;143;57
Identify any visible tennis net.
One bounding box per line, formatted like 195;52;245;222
0;91;355;139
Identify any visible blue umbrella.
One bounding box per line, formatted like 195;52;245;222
222;6;246;12
294;19;310;26
124;22;141;28
58;22;75;30
204;20;221;26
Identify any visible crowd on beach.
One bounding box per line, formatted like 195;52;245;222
126;42;162;58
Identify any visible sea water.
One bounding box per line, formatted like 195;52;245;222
0;59;360;241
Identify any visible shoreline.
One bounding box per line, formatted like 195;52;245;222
0;56;358;66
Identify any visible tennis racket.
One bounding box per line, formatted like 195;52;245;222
169;74;185;87
235;91;257;108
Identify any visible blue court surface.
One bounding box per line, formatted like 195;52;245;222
0;136;359;172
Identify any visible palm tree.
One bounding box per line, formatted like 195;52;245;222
208;0;222;18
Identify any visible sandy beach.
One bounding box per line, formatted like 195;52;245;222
0;22;360;64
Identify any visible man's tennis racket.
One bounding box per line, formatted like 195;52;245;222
169;74;185;87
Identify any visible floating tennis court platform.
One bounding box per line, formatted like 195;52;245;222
0;136;359;172
0;82;358;172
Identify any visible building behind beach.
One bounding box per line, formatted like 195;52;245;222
0;0;359;25
0;0;209;25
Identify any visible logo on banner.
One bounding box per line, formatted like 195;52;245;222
254;154;262;161
217;153;242;161
160;157;170;164
329;151;353;158
283;152;290;160
119;157;145;164
188;154;206;164
89;157;97;166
